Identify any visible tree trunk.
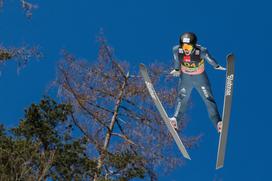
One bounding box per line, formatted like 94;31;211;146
93;72;129;181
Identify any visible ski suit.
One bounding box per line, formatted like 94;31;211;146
173;44;221;127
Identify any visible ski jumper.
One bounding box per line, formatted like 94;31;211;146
173;44;221;127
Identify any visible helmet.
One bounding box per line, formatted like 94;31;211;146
179;32;197;46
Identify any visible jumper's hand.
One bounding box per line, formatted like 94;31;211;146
217;121;223;133
215;65;226;71
170;69;180;77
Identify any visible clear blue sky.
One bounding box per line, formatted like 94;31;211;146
0;0;271;180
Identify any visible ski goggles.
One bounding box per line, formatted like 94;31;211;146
182;44;193;51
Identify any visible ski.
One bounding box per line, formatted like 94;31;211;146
139;63;191;160
216;53;235;169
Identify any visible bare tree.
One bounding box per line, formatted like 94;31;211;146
0;0;38;18
54;35;200;180
0;45;42;73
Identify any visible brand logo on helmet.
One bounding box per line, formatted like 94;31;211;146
183;37;190;43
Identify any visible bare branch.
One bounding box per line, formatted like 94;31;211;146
0;45;42;73
20;0;38;19
111;133;136;146
59;66;110;130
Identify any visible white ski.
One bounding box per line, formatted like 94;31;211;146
216;53;235;169
139;63;191;160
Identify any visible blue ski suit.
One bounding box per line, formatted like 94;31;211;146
173;44;221;127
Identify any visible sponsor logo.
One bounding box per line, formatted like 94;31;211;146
183;55;191;62
226;74;234;96
146;81;156;99
179;48;184;53
181;88;186;92
201;86;209;98
180;88;186;97
182;59;204;68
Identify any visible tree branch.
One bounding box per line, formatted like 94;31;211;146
111;133;136;145
59;66;110;130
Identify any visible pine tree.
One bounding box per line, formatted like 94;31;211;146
0;97;97;180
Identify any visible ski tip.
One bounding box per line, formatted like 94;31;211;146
139;63;145;69
216;164;223;170
183;152;191;160
227;53;235;62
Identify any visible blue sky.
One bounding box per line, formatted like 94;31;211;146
0;0;271;180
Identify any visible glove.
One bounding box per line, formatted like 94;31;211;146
214;65;226;71
170;69;181;77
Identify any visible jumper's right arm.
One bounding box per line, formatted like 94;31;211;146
170;45;181;77
173;45;180;70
